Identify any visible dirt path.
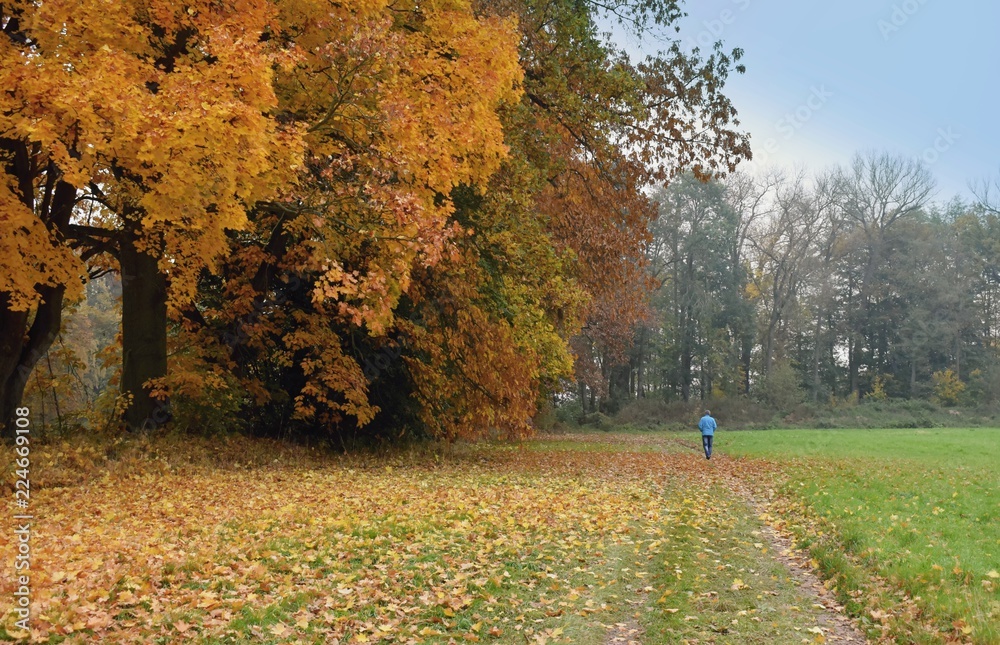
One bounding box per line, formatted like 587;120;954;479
719;461;869;644
603;614;643;645
600;438;869;645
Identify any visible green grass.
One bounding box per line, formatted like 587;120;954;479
15;428;997;643
644;490;850;644
725;427;1000;643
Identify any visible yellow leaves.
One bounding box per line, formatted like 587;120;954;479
0;184;85;309
270;622;293;638
1;436;716;642
932;368;966;406
3;0;308;315
730;578;749;591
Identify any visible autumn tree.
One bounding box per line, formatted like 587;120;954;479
168;0;751;438
4;0;751;441
1;2;86;438
1;0;305;434
498;0;751;412
166;0;527;439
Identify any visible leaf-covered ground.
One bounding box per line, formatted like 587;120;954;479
2;432;865;644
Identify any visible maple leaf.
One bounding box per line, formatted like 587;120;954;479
270;622;293;638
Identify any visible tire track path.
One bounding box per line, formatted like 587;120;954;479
673;437;869;644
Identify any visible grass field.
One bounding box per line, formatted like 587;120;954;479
3;432;848;644
2;428;998;643
725;427;1000;643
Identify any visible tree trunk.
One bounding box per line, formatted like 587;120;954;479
680;331;692;403
635;326;645;399
811;310;822;402
849;335;860;399
702;363;711;401
0;300;30;440
0;170;76;440
955;335;961;379
764;313;778;378
120;228;170;431
1;288;66;439
828;314;838;397
740;331;752;396
852;243;881;399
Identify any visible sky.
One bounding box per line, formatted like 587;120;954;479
602;1;1000;203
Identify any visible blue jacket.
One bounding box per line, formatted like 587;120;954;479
698;415;717;436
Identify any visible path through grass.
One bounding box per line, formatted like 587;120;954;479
2;432;857;644
726;427;1000;644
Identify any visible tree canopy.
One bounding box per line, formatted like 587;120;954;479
1;0;749;440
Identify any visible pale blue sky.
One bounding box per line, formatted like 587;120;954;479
603;1;1000;203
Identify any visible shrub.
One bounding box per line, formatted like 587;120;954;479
784;402;819;424
932;369;965;407
533;402;558;432
866;374;889;401
759;362;805;412
554;399;584;426
614;397;689;426
967;366;1000;406
580;412;613;430
613;397;775;430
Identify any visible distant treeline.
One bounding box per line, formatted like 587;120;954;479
579;155;1000;414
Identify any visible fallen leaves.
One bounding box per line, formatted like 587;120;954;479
0;440;717;642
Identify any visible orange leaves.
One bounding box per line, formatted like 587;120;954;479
2;0;306;319
0;435;700;642
0;194;84;310
381;0;522;195
398;268;553;440
287;0;522;324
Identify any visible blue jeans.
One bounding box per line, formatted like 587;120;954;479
702;434;713;459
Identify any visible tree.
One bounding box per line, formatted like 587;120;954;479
170;0;527;439
1;0;306;434
4;0;753;441
746;172;828;380
971;170;1000;215
835;152;935;397
510;0;751;410
644;173;752;402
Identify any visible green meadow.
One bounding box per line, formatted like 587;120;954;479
725;427;1000;643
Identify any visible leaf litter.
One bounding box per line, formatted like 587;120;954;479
1;434;872;643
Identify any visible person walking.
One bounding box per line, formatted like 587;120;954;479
698;410;717;460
